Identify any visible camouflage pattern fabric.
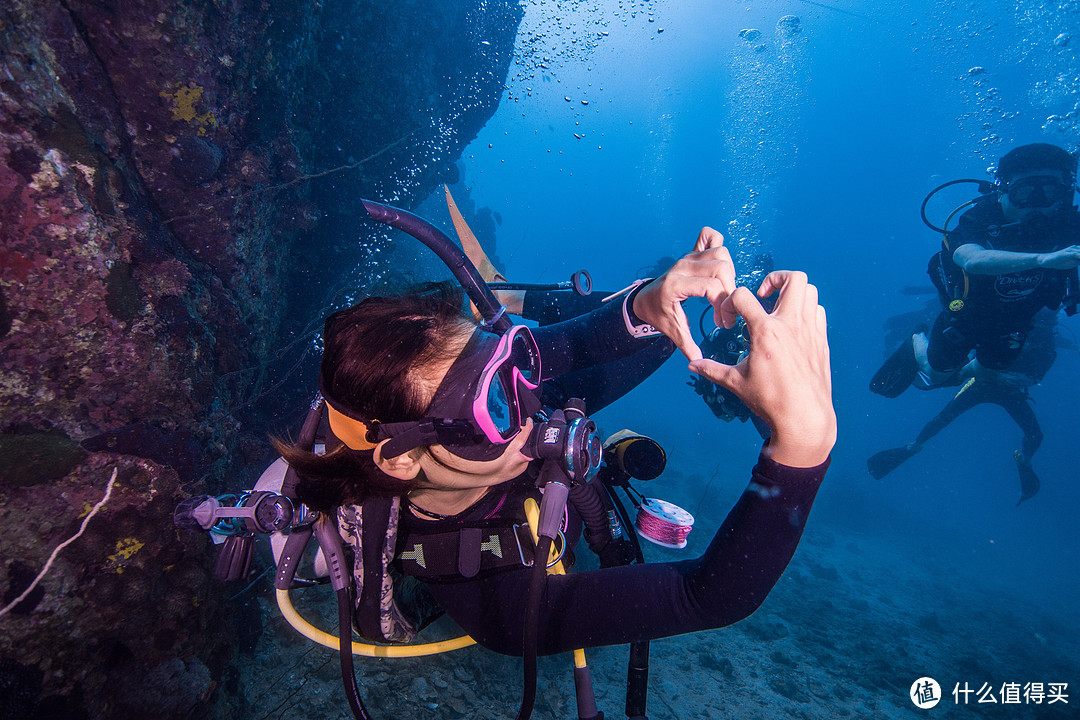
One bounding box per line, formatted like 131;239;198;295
338;498;419;643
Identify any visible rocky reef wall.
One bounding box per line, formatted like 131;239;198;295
0;1;521;718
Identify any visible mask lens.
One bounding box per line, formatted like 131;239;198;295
471;326;542;444
508;331;540;383
1008;176;1069;208
486;375;514;437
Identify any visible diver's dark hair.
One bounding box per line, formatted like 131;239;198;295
997;143;1078;183
273;282;475;512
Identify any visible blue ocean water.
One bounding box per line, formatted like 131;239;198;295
408;0;1078;716
233;2;1079;718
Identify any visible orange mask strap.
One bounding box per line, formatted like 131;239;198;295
326;403;378;451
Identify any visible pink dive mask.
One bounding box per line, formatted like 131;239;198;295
352;325;545;461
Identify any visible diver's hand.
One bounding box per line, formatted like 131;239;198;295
632;227;737;361
1038;245;1080;270
689;271;835;467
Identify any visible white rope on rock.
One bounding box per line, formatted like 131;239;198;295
0;467;119;619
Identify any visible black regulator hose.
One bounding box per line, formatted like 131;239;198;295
338;588;372;720
921;178;996;234
699;304;715;340
282;397;324;500
601;481;650;720
568;482;608;549
517;533;554;720
311;515;371;720
517;458;577;720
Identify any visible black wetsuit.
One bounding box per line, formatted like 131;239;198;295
522;288;675;410
400;454;825;656
393;289;828;656
913;380;1042;458
927;197;1079;370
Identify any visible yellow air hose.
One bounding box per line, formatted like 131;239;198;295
276;587;475;657
942;199;978;310
274;496;585;671
274;495;576;660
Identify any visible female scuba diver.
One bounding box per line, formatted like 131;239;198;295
275;226;835;661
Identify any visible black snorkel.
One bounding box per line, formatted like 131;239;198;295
361;199;513;334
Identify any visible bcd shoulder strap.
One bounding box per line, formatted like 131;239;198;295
338;498;432;644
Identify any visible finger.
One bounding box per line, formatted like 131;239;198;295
760;270;808;317
803;281;820;324
676;256;737;308
663;273;733;308
719;286;768;329
682;339;704;363
667;302;703;361
694;226;725;253
718;292;738;329
757;270;807;300
689;356;738;387
667;248;737;314
660;273;733;341
695;250;738;294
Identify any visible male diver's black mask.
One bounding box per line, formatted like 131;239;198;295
1004;175;1074;209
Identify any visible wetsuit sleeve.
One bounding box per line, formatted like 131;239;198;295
542;340;675;413
532;284;674;380
426;452;828;656
521;289;606;325
528;285;675;413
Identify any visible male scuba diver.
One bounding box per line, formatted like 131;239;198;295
871;142;1080;396
868;310;1058;504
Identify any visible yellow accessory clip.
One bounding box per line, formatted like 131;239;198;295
949;299;965;312
326;403;378;451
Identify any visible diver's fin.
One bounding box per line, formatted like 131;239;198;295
870;334;918;398
866;445;916;479
1014;451;1040;505
444;185;506;283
